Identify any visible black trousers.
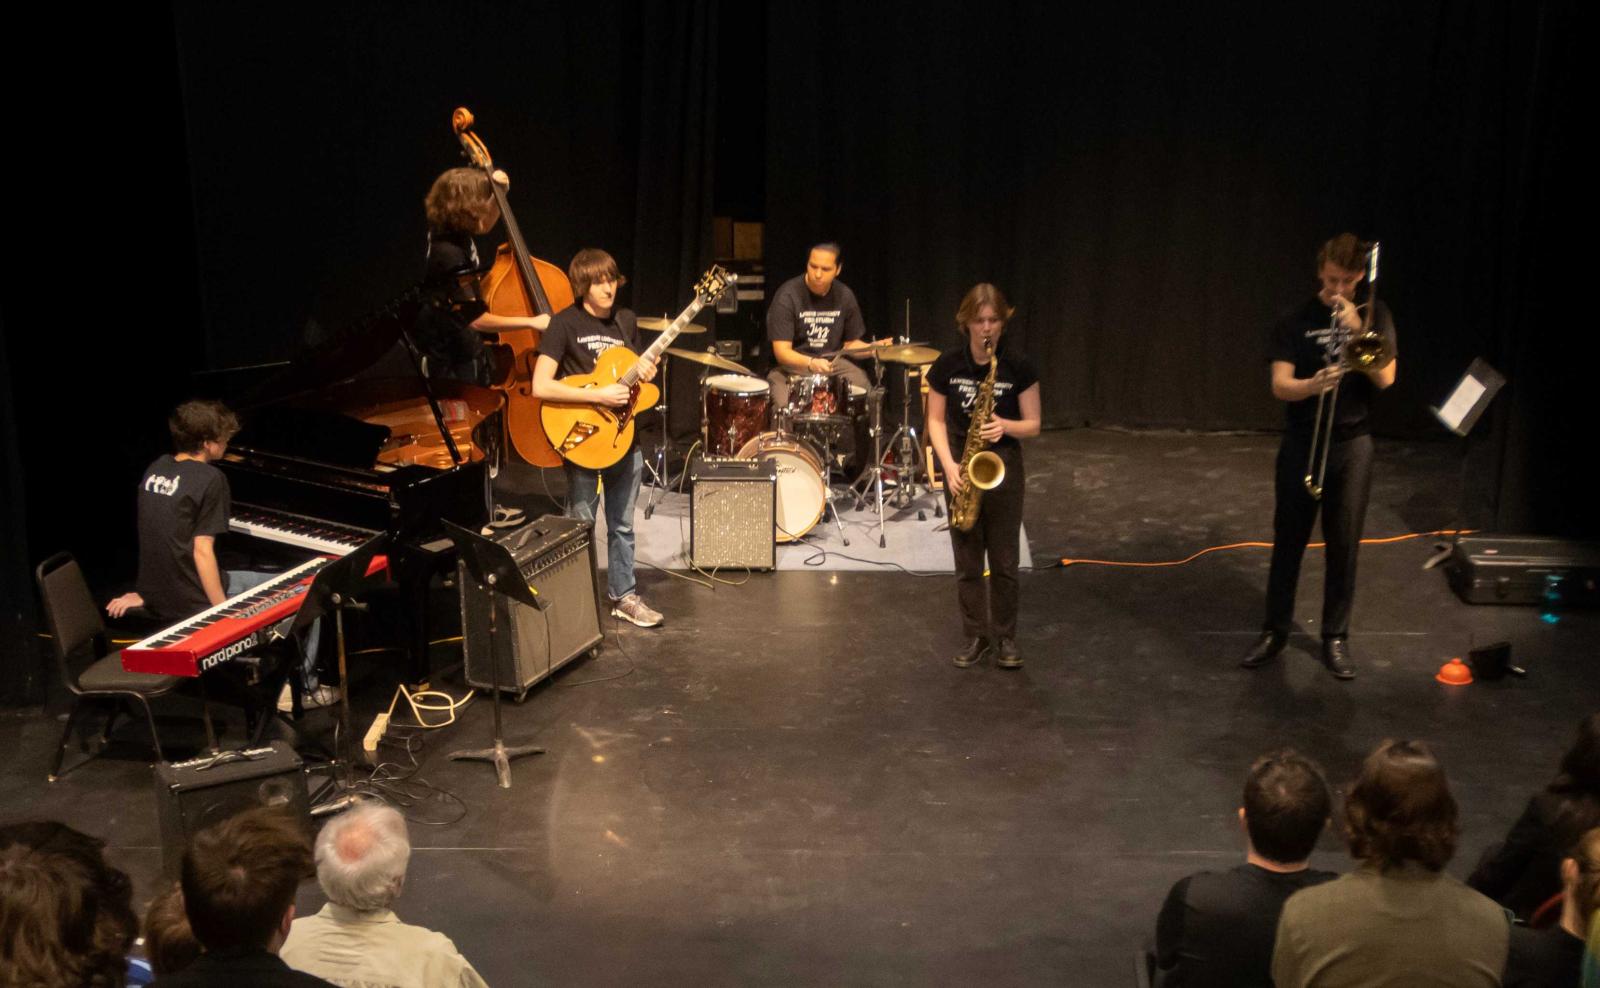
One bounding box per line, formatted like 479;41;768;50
1264;431;1374;640
946;445;1025;640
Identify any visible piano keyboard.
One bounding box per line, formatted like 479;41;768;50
230;504;378;556
122;557;330;677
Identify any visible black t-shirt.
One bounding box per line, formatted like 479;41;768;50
765;276;867;356
1503;925;1585;988
135;454;231;622
1154;862;1339;988
925;342;1039;452
538;304;641;377
1268;295;1397;439
415;228;488;374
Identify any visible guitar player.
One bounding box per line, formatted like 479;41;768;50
531;248;663;628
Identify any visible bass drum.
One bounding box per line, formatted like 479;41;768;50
735;431;827;543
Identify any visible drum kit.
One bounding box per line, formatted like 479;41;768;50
633;317;942;547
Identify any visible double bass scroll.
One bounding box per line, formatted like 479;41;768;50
451;107;573;467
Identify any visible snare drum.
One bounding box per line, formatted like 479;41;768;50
702;374;771;456
735;431;827;542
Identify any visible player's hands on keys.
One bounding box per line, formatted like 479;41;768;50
980;418;1006;444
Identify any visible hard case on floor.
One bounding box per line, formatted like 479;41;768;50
1445;535;1600;606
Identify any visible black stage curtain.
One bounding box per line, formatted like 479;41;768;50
765;2;1579;447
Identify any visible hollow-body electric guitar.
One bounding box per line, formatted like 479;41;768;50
540;266;734;470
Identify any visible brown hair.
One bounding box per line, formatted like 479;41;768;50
1243;749;1332;864
1317;232;1371;272
142;883;201;977
425;167;494;232
180;807;312;952
0;824;136;988
1343;739;1460;872
569;248;627;298
169;399;239;454
955;283;1016;337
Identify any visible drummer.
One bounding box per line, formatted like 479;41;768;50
766;243;887;410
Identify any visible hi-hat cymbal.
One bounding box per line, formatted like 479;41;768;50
638;316;708;335
663;347;753;375
841;341;941;365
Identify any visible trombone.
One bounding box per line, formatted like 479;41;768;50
1303;243;1394;499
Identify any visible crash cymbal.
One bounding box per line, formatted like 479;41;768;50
841;342;941;365
663;347;754;375
638;316;707;334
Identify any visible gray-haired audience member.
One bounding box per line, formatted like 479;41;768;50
1152;749;1338;987
280;802;488;988
1271;739;1510;988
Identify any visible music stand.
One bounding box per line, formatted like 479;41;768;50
287;534;390;789
441;521;546;788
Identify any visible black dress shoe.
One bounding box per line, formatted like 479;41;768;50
953;638;989;668
1322;638;1356;680
994;638;1022;669
1240;631;1287;669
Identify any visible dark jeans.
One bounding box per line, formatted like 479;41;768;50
1264;431;1374;640
945;445;1025;640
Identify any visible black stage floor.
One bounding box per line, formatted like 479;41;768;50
4;429;1597;986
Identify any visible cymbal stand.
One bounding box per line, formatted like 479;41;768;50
882;360;938;516
819;425;851;547
847;352;892;547
642;344;679;520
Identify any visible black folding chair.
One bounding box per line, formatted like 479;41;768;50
34;552;183;781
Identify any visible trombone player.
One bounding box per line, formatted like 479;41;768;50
1241;233;1397;680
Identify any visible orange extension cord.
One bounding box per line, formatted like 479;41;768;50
1055;529;1475;569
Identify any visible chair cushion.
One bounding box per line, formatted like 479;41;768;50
77;653;182;694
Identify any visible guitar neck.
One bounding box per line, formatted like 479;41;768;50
620;297;709;386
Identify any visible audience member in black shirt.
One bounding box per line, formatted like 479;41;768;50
152;807;334;988
418;167;549;383
1152;749;1337;988
1239;232;1397;680
1473;713;1600;920
1504;826;1600;988
925;284;1040;669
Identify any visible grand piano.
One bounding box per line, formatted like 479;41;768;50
206;291;503;683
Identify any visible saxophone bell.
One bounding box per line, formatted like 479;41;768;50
966;449;1005;490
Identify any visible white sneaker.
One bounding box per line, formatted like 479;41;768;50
610;593;663;628
277;683;343;713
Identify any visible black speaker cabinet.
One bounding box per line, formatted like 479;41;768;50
153;742;312;879
690;456;776;570
459;515;604;699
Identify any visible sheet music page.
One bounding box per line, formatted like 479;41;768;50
1436;375;1487;431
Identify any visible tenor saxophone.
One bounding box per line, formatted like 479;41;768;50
949;340;1006;532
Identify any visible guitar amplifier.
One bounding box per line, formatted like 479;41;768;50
690;456;776;570
1445;535;1600;606
153;742;312;879
459;515;604;698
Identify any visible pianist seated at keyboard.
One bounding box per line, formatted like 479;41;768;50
105;400;337;711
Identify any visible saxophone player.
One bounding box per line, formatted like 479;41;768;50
926;284;1042;669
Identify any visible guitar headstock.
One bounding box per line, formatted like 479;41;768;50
694;265;737;307
452;107;493;170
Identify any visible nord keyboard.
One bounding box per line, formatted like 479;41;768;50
122;558;330;677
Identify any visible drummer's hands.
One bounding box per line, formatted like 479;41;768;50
807;356;834;374
979;418;1006;444
106;592;144;618
636;354;659;383
596;383;632;407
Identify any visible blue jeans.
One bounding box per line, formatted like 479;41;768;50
227;569;320;690
564;449;642;601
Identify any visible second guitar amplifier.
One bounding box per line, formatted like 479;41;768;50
153;742;312;879
459;515;604;699
690;456;777;570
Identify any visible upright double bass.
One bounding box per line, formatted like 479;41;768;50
451;107;572;467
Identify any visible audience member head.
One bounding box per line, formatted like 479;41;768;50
142;882;201;977
1344;739;1459;872
1553;713;1600;797
315;802;412;913
168;399;240;456
0;821;136;987
1564;827;1600;934
1240;749;1332;866
181;807;312;954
